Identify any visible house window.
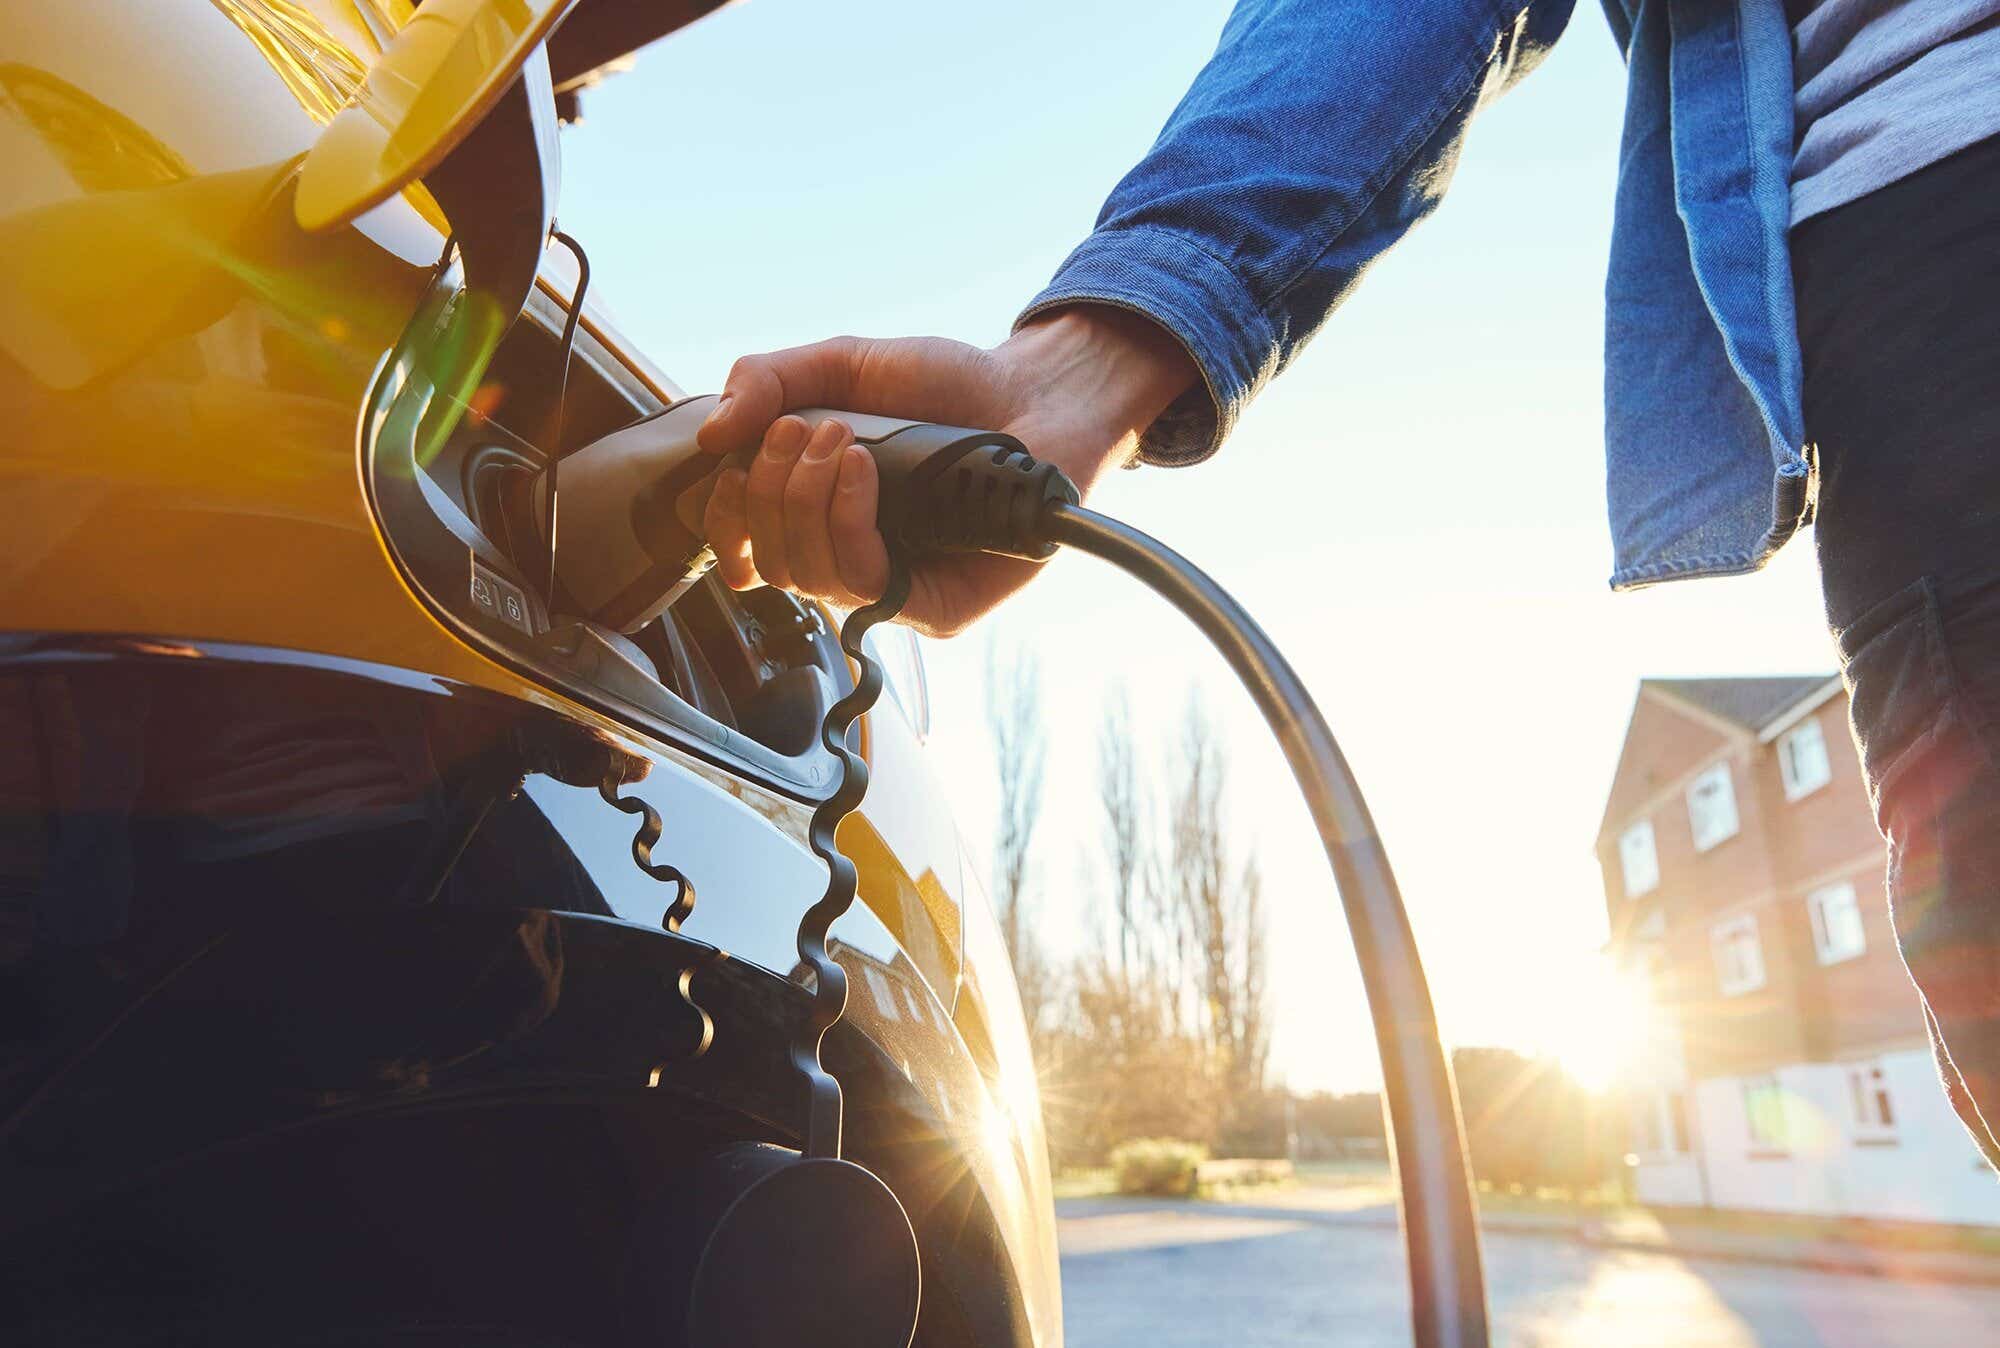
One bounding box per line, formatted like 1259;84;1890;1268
1808;881;1867;965
1744;1076;1789;1151
861;964;901;1021
1630;1089;1689;1157
1712;914;1765;996
1779;717;1833;800
1619;820;1659;898
1847;1062;1896;1142
1687;763;1740;851
1666;1091;1690;1153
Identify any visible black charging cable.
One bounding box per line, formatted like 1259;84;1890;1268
806;439;1490;1348
523;386;1483;1341
1040;502;1487;1348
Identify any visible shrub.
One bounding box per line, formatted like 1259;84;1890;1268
1110;1138;1208;1197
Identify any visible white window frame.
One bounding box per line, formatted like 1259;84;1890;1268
1807;881;1867;965
1846;1061;1897;1143
1630;1089;1689;1159
1619;819;1659;898
1712;914;1766;996
1686;763;1741;852
1779;717;1833;801
1666;1090;1690;1155
1743;1075;1790;1152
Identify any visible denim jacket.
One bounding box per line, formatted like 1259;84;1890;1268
1019;0;1809;590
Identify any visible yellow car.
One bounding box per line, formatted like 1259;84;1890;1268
0;3;1059;1344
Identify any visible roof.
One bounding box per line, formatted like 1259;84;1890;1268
1595;674;1841;842
1641;675;1835;734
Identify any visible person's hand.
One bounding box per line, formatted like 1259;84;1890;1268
689;306;1198;636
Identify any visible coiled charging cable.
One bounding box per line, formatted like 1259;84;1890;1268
788;423;1490;1348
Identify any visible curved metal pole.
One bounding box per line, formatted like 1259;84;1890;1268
1043;502;1489;1348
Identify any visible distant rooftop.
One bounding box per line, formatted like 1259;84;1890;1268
1643;675;1835;733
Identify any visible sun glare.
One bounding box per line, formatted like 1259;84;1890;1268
1551;957;1657;1094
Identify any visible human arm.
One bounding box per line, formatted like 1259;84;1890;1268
694;307;1197;636
699;0;1578;630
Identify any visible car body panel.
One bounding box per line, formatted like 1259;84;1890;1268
0;4;1059;1343
0;641;1043;1343
293;0;578;231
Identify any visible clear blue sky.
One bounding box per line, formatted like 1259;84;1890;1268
559;0;1838;1092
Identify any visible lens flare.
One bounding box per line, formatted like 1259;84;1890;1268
1552;955;1658;1093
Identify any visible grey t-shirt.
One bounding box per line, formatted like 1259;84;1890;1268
1790;0;2000;224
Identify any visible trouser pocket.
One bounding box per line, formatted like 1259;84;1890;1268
1841;577;2000;1165
1838;578;1976;831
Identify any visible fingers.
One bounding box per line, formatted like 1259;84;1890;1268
698;336;871;458
701;413;887;609
830;447;888;602
702;466;756;590
745;415;811;589
673;462;723;537
782;419;852;598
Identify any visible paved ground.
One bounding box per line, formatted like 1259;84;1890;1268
1058;1198;2000;1346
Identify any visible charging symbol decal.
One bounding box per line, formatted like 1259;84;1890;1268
470;561;534;634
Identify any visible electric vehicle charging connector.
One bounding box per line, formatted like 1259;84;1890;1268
536;401;1492;1348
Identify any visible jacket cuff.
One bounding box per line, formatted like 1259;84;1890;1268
1015;226;1273;467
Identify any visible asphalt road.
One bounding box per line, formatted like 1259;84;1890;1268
1058;1198;2000;1346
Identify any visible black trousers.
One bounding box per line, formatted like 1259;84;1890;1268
1795;132;2000;1165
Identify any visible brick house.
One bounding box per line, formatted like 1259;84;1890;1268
1598;677;2000;1225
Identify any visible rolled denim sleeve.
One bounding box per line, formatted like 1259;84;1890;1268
1018;0;1578;465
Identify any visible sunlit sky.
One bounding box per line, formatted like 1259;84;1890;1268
558;0;1837;1091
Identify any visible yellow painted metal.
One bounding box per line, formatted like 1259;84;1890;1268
0;11;1058;1330
835;811;962;1012
1;0;972;992
294;0;579;231
0;0;983;963
212;0;371;124
0;161;299;391
4;0;629;762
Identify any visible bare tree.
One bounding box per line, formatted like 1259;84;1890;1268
1097;693;1147;984
1043;950;1225;1167
1165;698;1268;1102
986;639;1051;1033
1167;698;1227;1043
1036;685;1274;1165
1232;858;1271;1094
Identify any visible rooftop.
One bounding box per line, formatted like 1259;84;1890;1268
1642;675;1835;734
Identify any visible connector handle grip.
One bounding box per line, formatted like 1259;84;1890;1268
545;395;1078;632
778;408;1079;562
